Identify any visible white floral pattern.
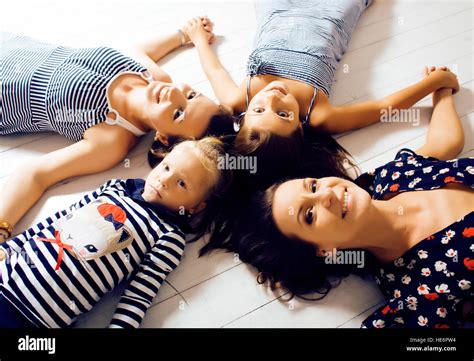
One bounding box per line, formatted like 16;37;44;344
401;275;411;285
418;250;428;259
458;280;471;290
421;268;431;277
360;149;474;329
417;315;428;326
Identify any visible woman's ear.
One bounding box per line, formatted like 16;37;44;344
154;131;169;146
188;202;207;215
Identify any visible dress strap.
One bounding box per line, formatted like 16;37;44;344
105;70;152;137
245;75;251;112
105;110;146;137
303;86;318;125
233;76;252;133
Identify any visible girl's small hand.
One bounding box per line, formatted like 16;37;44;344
424;66;460;94
0;249;5;261
181;16;215;46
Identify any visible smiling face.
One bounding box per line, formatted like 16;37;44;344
242;81;301;137
271;177;373;251
142;142;217;214
144;81;220;141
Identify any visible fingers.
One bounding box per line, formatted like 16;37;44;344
186;16;214;33
200;16;214;32
425;65;453;75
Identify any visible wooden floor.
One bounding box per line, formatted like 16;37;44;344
1;0;473;328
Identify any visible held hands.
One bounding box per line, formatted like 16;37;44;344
181;16;215;46
424;66;460;94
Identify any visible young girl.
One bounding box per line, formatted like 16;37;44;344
0;137;232;328
185;1;460;189
202;67;473;328
0;16;234;241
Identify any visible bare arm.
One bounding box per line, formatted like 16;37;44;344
0;126;133;237
126;17;216;83
312;68;460;134
416;88;464;160
183;18;246;112
125;32;184;82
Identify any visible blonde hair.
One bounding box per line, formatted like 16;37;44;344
173;137;230;198
165;137;234;242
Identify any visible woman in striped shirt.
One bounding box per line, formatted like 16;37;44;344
187;0;460;190
0;16;234;241
0;137;232;328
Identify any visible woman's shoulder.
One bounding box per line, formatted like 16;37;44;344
355;148;474;197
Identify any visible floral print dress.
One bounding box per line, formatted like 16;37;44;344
355;149;474;328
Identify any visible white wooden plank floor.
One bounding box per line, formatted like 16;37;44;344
1;0;473;328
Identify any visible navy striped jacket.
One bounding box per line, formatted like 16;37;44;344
0;179;186;328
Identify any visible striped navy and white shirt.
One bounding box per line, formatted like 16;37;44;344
0;32;146;141
0;179;186;328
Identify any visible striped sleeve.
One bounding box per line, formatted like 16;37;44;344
109;230;185;328
2;179;119;254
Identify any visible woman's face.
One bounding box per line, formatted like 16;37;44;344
144;81;220;141
142;143;216;214
271;177;373;251
242;81;301;137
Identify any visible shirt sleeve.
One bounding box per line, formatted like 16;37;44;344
1;179;120;255
109;230;185;328
362;295;461;328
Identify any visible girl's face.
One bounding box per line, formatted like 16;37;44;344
142;144;216;214
271;177;372;251
243;81;301;137
144;81;220;141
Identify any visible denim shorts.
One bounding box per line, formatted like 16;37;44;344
247;0;372;95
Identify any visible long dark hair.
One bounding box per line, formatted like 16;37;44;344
202;181;378;300
201;122;359;255
148;106;236;168
233;123;358;192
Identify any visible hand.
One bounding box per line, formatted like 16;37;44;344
424;66;460;94
0;249;5;261
181;16;215;46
